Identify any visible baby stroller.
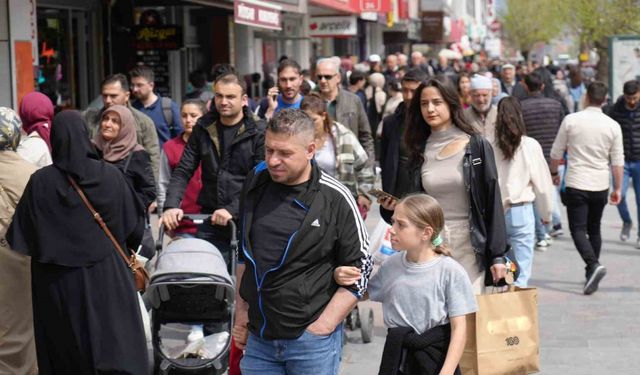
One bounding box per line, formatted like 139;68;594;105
145;215;237;375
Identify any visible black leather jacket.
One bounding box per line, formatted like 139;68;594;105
382;134;507;286
164;107;265;217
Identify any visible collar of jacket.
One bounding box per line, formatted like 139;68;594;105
201;107;259;157
247;160;322;208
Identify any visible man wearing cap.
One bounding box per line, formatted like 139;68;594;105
368;54;383;73
465;74;498;144
501;63;527;99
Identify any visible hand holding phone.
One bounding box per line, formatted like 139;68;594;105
368;189;398;201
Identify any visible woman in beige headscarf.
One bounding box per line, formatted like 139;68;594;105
0;107;38;374
94;104;156;257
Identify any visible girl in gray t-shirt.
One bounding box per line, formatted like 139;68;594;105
335;194;477;374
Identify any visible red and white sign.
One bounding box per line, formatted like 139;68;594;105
234;0;282;31
309;0;357;13
359;0;391;13
309;16;358;37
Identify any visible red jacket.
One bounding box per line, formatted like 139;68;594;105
163;135;203;234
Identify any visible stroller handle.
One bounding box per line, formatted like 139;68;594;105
156;215;238;252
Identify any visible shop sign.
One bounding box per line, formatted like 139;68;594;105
309;16;358;37
234;0;282;30
133;25;183;50
359;0;391;13
421;11;443;43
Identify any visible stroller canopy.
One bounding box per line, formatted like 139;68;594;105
150;238;232;285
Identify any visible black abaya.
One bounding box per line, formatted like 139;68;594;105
7;111;149;374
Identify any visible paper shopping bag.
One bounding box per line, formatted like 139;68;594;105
460;288;540;375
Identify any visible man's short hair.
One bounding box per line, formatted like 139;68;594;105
402;68;428;84
189;70;208;89
623;80;640;96
277;59;302;76
101;73;129;91
129;65;155;83
586;81;608;105
267;109;315;143
214;73;247;95
211;64;237;82
349;71;366;86
524;71;543;92
316;58;339;74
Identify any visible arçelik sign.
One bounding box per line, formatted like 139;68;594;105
309;16;358;37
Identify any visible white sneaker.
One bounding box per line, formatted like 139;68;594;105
535;240;550;252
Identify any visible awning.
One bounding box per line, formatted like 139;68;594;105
309;0;391;14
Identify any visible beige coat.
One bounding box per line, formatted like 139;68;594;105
0;151;38;375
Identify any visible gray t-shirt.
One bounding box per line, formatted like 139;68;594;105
368;252;477;334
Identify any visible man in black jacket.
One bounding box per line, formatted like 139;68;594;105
232;109;372;374
380;68;427;210
162;73;264;265
520;71;565;251
606;80;640;244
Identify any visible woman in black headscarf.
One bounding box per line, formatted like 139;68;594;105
7;111;149;375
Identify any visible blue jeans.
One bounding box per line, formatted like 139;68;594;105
617;161;640;235
240;325;343;375
505;204;536;287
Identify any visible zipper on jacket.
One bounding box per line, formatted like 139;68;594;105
242;212;299;338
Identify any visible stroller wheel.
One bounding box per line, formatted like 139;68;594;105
346;308;359;331
359;307;374;344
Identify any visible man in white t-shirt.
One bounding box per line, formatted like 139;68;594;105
549;81;624;295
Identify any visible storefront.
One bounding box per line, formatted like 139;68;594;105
36;0;103;109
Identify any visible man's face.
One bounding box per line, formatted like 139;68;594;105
502;68;515;84
278;67;303;101
401;80;421;106
316;62;340;97
471;89;492;112
492;80;500;97
214;82;248;119
386;55;398;71
265;130;315;185
624;92;640;110
101;82;130;108
411;52;423;66
130;76;154;101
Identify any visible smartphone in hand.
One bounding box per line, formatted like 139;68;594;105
368;189;398;201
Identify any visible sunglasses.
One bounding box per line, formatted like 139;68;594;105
317;74;336;81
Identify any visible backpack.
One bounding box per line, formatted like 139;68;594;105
160;96;174;134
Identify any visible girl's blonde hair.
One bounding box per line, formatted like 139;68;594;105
397;193;451;256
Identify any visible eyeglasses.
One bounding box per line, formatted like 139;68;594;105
317;74;336;81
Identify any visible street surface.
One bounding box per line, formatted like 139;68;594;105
340;196;640;374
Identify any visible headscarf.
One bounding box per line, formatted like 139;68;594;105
93;105;143;162
51;110;102;184
19;91;54;150
0;107;22;151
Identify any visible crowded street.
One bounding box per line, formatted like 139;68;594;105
2;0;640;375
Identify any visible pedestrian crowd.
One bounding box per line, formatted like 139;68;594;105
1;49;638;375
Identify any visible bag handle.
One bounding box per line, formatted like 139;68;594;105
67;175;135;267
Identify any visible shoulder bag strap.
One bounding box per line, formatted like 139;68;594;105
67;175;133;266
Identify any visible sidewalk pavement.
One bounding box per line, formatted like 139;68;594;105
340;200;640;374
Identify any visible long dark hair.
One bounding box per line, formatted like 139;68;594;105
403;76;477;165
495;97;526;160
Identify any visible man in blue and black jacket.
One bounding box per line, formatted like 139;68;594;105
232;109;372;374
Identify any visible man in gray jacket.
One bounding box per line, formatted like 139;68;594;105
83;74;160;183
316;58;375;166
